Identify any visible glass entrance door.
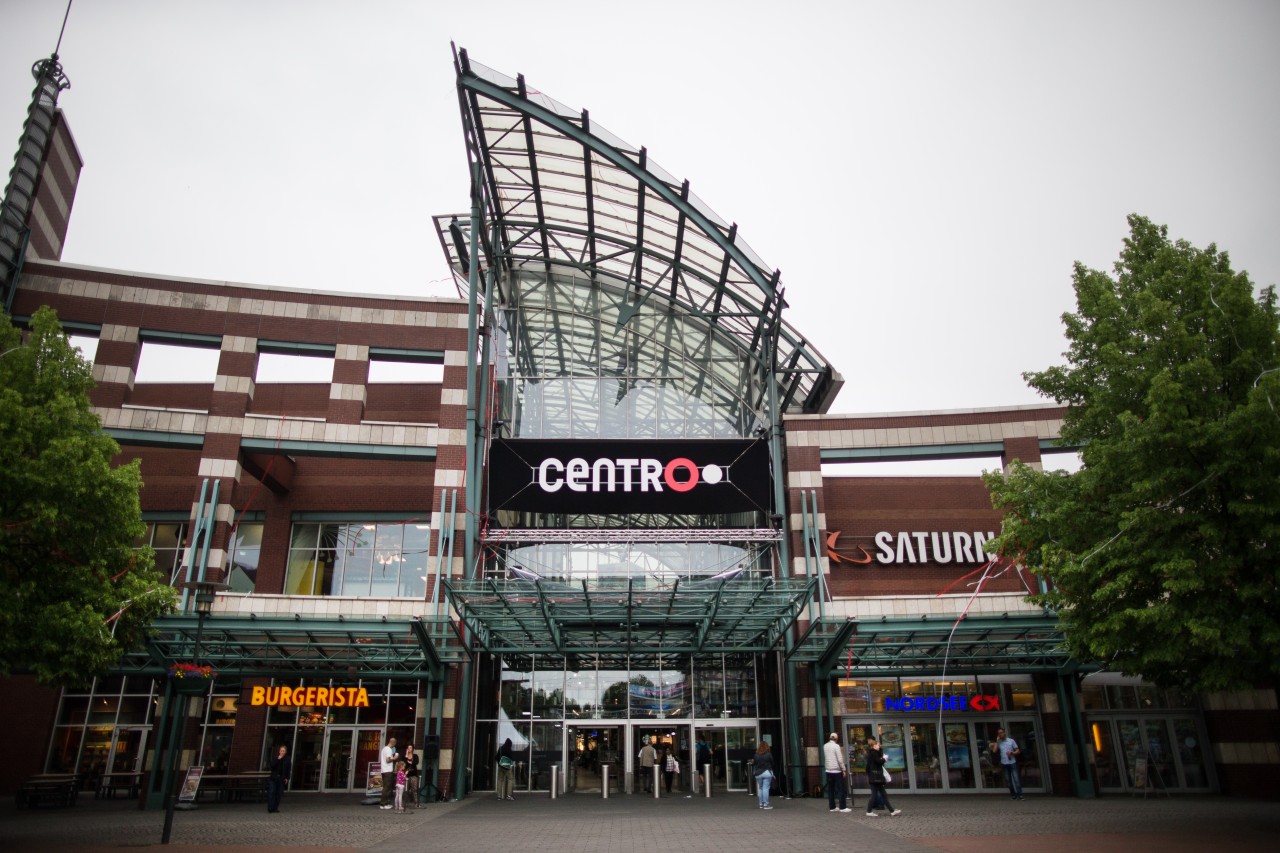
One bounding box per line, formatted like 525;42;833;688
108;727;148;774
631;724;693;794
322;727;383;791
565;725;623;794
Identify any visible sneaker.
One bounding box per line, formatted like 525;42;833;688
380;805;392;810
762;805;774;810
830;808;839;812
890;809;902;816
839;808;852;813
865;812;878;817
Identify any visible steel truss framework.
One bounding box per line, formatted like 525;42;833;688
116;615;469;682
790;612;1085;679
444;576;815;661
439;47;842;421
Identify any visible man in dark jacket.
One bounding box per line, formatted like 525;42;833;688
267;744;291;813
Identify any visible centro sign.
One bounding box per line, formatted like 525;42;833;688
536;455;723;494
884;694;1001;712
489;438;771;514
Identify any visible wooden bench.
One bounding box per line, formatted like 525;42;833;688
96;772;142;800
16;777;79;808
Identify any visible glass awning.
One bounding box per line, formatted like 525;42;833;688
444;575;814;661
439;46;843;415
115;615;469;681
789;612;1086;678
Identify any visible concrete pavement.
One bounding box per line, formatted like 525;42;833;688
2;788;1276;852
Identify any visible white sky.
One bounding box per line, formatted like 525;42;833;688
4;0;1278;419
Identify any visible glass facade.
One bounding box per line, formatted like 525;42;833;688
283;520;430;597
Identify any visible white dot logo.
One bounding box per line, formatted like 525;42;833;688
702;464;724;485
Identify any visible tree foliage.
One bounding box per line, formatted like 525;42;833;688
0;307;177;686
985;215;1280;692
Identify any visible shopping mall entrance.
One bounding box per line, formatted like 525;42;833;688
556;722;761;795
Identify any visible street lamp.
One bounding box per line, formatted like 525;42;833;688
160;580;227;845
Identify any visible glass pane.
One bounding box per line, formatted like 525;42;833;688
1008;684;1037;711
724;656;756;717
531;663;564;720
566;665;597;718
116;696;150;725
1007;721;1042;789
529;722;560;791
293;728;324;791
660;663;690;719
1173;718;1208;788
324;730;354;789
48;727;84;773
845;723;873;789
1107;685;1139;709
1116;719;1143;787
1090;719;1125;788
976;721;1003;790
227;523;263;593
598;670;630;719
57;696;89;725
1080;685;1106;710
911;723;943;789
199;728;233;773
693;656;724;718
89;695;120;726
876;723;907;790
943;723;975;788
1143;719;1174;790
869;680;896;712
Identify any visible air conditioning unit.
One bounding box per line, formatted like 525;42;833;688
211;697;239;713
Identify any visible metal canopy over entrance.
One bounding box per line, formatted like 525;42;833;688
440;47;842;417
444;576;814;662
790;613;1082;679
117;615;469;681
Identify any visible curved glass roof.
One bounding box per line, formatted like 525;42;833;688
438;47;842;415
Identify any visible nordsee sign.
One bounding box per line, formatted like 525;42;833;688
884;694;1001;712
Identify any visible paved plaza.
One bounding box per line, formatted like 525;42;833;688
2;789;1276;853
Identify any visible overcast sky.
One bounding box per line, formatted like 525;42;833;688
4;0;1278;418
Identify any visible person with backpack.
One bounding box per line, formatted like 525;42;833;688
496;737;516;800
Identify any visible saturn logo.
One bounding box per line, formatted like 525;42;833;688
825;531;872;565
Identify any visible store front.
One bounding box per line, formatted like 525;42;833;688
836;676;1046;794
1080;675;1215;793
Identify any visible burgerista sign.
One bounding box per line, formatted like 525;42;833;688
250;685;370;708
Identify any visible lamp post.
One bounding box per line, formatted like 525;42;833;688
160;580;227;845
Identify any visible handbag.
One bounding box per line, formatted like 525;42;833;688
883;769;892;783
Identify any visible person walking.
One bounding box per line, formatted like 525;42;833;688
823;732;851;813
266;744;290;813
638;737;657;792
992;727;1024;800
402;743;421;809
379;736;398;810
661;746;680;794
753;741;775;810
695;737;712;791
864;736;901;817
496;737;516;801
393;761;407;812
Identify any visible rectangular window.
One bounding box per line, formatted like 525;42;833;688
284;520;430;598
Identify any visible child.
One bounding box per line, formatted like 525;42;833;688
394;760;407;812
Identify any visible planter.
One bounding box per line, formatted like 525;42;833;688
171;678;213;696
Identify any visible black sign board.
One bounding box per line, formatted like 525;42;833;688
488;438;772;514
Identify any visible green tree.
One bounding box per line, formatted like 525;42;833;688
0;307;177;686
985;215;1280;692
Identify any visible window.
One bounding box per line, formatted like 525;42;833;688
226;524;264;593
135;520;189;585
284;520;429;598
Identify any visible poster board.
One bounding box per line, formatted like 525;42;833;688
178;766;203;802
366;760;383;797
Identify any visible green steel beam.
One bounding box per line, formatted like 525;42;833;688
239;438;435;461
820;442;1005;463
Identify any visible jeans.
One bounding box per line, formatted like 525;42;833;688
825;772;847;809
266;778;284;812
1002;762;1023;797
756;771;772;807
868;781;893;812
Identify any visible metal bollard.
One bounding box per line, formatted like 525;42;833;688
602;765;610;799
703;763;712;798
550;764;559;799
652;764;660;799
